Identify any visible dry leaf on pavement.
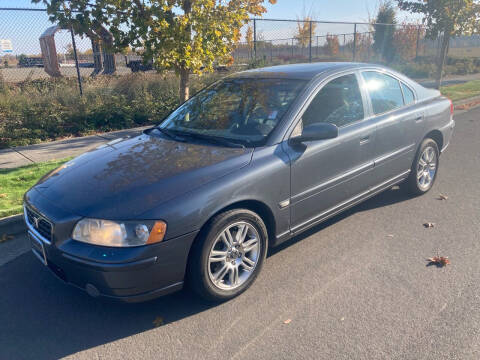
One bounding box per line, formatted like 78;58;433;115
427;256;450;267
0;234;14;243
283;319;292;324
438;194;448;201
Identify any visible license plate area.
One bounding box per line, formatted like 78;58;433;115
29;232;48;266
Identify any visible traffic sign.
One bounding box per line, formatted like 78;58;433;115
0;39;13;53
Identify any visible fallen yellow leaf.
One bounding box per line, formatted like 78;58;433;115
438;194;448;201
0;234;14;243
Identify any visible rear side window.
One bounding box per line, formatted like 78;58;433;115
362;71;404;115
401;82;415;105
302;74;364;128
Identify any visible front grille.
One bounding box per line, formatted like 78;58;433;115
25;205;53;242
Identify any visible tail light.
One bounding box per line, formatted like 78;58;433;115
448;98;454;115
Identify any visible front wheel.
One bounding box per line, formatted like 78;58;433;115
405;138;439;195
187;209;268;302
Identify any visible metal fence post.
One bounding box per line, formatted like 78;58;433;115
415;26;421;59
270;41;273;63
253;18;257;61
309;21;313;62
70;26;83;96
353;23;357;61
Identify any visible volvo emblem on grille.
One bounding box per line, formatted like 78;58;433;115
32;216;40;228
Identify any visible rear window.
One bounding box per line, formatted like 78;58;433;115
362;71;404;115
401;82;415;105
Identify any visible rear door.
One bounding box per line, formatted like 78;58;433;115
283;72;377;233
361;71;425;183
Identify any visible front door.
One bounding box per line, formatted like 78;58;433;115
283;72;376;233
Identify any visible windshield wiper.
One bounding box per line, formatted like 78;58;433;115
176;132;246;149
154;127;187;142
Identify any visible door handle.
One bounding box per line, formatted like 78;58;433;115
360;136;370;145
414;116;423;122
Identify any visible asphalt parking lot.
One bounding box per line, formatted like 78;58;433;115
1;106;479;360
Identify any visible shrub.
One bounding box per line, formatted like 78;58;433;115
393;24;420;61
0;72;225;148
324;35;340;57
390;62;436;78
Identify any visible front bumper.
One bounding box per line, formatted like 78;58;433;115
24;202;198;303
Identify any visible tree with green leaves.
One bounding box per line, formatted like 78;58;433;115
396;0;480;88
373;1;397;62
33;0;276;102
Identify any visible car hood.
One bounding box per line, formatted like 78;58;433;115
30;133;253;219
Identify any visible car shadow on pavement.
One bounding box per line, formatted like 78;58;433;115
0;252;217;360
269;186;412;256
0;187;410;359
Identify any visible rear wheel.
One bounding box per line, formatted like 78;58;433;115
405;138;439;195
187;209;268;302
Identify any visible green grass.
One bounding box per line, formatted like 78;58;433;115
441;80;480;102
0;158;71;218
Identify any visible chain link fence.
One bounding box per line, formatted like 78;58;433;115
236;19;438;64
2;7;480;92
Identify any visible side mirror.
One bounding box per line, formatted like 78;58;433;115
291;122;338;144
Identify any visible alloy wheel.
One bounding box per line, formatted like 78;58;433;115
207;221;260;291
417;146;437;190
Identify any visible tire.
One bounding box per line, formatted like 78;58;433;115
405;138;440;196
187;209;268;302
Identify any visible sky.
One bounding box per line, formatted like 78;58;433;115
0;0;418;55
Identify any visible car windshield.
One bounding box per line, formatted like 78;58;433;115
158;77;306;147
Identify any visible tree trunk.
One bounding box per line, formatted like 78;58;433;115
179;0;192;103
89;36;102;77
435;32;450;90
179;68;190;103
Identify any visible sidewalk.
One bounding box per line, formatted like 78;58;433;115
0;126;150;169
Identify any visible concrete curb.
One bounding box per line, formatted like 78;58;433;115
453;95;480;111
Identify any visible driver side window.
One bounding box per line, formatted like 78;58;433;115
302;74;364;128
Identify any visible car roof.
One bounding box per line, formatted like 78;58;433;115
236;62;375;80
232;62;439;104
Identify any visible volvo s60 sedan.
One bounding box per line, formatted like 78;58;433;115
24;63;455;302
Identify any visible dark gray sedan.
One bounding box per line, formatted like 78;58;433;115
24;62;455;302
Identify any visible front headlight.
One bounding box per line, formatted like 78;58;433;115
72;218;167;247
